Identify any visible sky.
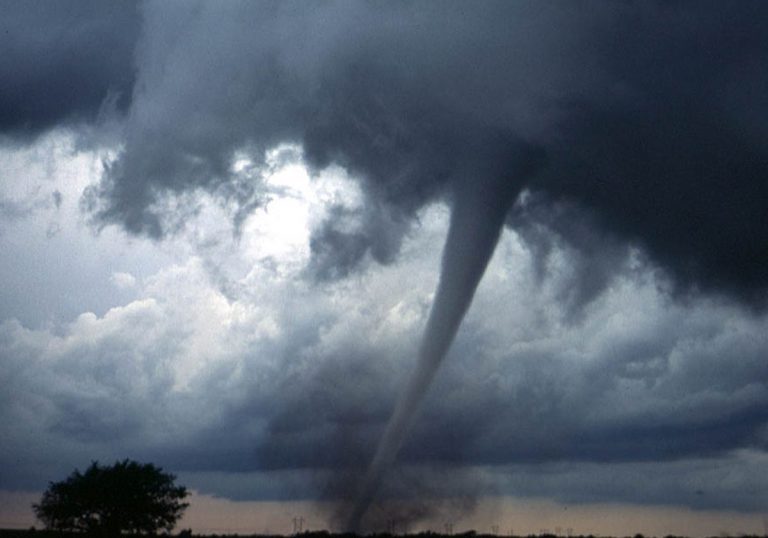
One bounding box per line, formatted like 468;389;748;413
1;1;768;535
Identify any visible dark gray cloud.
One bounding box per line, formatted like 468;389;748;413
72;1;768;307
533;2;768;303
307;203;410;281
0;0;140;139
227;302;768;473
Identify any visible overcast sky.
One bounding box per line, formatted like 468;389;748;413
2;1;768;534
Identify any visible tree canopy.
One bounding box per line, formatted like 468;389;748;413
33;459;189;535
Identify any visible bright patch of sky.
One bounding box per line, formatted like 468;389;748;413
0;133;366;327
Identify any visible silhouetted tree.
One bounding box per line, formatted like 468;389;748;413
33;459;189;535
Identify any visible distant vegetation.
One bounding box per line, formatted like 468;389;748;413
32;459;188;535
2;529;763;538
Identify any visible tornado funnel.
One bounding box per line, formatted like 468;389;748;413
346;149;540;531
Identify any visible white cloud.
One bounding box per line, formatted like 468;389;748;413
111;271;137;289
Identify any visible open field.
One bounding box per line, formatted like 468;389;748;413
3;531;766;538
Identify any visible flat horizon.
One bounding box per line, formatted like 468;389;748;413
2;491;766;537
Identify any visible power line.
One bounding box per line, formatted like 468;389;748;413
292;516;305;534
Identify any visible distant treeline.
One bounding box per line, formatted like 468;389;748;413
2;530;764;538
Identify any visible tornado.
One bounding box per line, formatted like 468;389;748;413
347;151;539;531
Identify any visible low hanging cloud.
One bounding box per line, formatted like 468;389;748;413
2;2;766;301
67;0;768;306
0;0;139;139
2;196;768;511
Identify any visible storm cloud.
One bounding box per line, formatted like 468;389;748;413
0;0;139;139
73;0;768;305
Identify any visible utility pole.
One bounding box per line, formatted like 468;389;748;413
445;522;454;535
292;516;304;534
